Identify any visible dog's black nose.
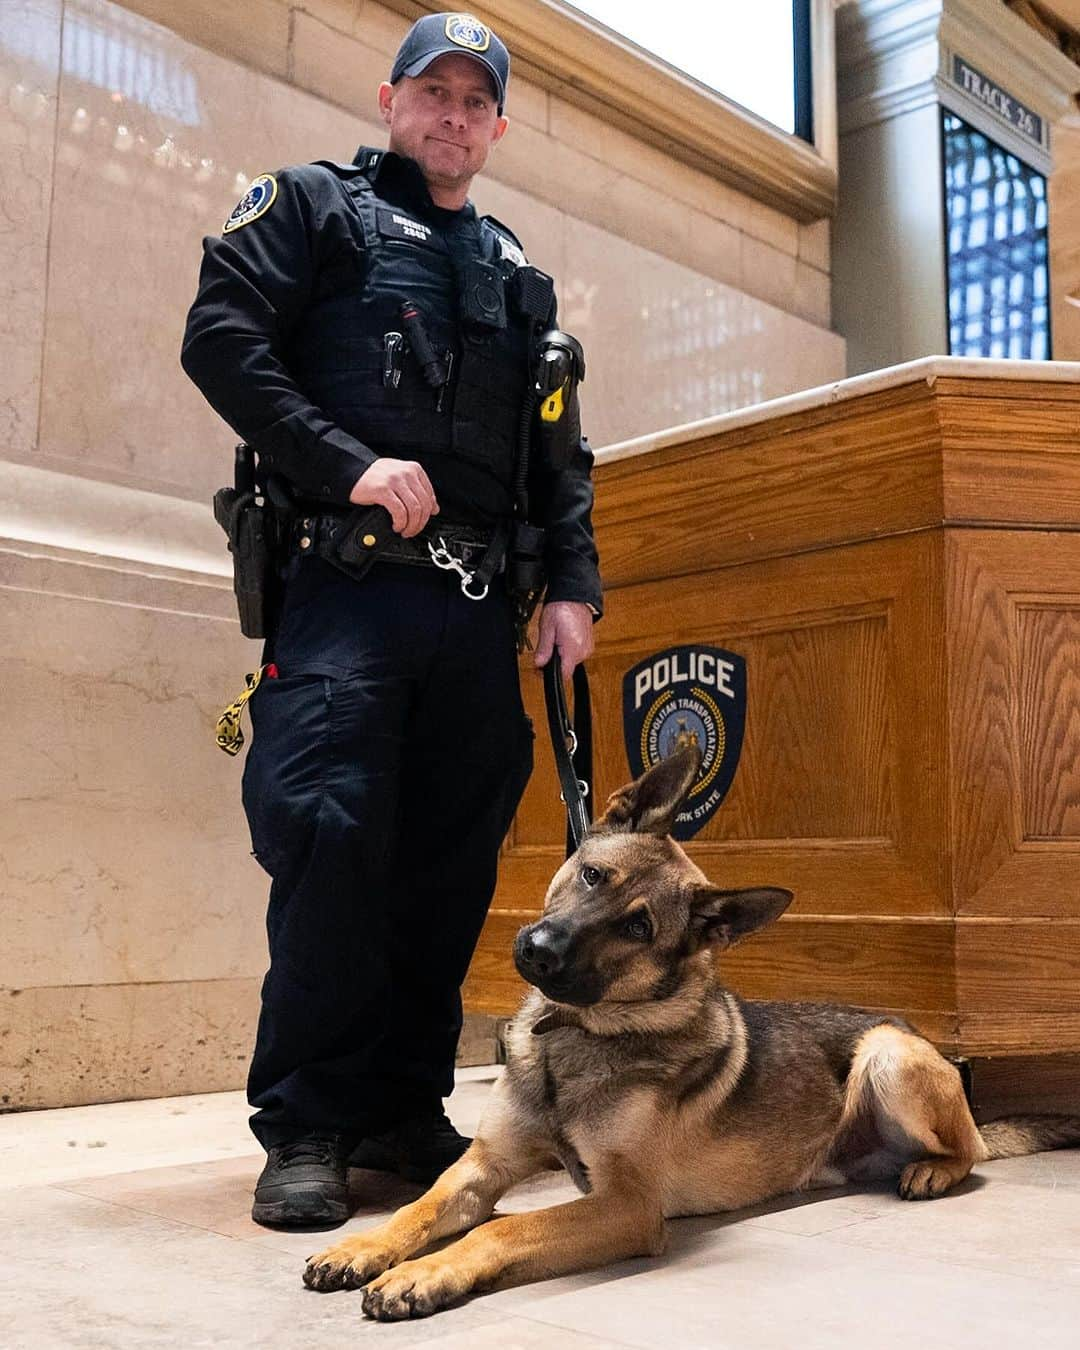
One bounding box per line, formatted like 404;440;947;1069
514;921;570;981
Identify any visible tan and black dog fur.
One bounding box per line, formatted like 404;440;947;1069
305;747;1080;1320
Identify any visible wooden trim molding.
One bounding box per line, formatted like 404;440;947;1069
380;0;838;221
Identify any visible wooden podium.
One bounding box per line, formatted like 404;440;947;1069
464;358;1080;1106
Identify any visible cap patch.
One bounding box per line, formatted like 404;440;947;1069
445;13;491;52
223;174;277;233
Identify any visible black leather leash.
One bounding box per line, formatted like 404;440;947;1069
543;651;593;856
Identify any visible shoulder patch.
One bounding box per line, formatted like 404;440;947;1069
482;214;527;267
223;174;278;233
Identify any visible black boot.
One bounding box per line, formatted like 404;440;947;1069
349;1110;471;1186
251;1133;353;1228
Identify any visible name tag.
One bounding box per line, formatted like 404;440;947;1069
376;207;442;248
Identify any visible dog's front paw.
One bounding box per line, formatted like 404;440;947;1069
303;1235;397;1292
898;1160;956;1200
361;1257;467;1320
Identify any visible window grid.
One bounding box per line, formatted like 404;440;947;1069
942;111;1050;360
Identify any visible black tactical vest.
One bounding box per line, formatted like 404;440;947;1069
284;157;544;520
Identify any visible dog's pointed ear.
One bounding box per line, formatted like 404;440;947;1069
688;886;793;951
593;746;702;836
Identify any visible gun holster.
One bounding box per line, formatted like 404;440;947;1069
213;484;271;639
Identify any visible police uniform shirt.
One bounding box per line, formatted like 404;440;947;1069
181;148;602;615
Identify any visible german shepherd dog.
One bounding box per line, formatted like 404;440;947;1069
305;747;1080;1319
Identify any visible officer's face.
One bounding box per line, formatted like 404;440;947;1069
378;54;509;205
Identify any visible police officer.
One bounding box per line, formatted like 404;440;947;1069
181;12;601;1228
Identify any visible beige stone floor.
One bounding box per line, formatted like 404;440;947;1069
3;1069;1080;1349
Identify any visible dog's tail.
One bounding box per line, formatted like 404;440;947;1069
978;1114;1080;1160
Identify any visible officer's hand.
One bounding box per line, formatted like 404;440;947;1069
350;459;440;538
533;601;594;680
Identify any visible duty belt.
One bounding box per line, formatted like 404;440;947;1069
291;513;501;580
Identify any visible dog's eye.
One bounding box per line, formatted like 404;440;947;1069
580;865;603;888
624;913;652;942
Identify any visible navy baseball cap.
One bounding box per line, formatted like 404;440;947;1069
390;13;510;113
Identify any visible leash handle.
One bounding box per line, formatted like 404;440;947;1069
543;650;592;855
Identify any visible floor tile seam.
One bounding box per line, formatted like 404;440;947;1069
744;1213;886;1239
6;1173;197;1196
817;1225;1080;1291
0;1168;240;1195
42;1182;298;1256
21;1149;265;1189
492;1308;649;1350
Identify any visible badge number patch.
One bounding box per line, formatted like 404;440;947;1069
375;206;438;247
622;645;747;841
223;174;278;234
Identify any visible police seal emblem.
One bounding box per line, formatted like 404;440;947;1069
622;645;747;841
445;14;491;51
222;174;278;234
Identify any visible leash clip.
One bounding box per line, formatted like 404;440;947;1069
427;537;489;600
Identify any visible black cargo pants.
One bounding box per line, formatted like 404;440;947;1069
241;553;533;1148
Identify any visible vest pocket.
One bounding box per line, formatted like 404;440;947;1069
451;334;529;472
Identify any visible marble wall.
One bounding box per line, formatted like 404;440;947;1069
0;0;845;1109
1050;120;1080;360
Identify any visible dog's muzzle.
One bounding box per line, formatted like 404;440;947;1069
514;920;603;1005
514;920;571;982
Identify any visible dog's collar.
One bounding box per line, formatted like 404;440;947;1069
531;961;715;1038
531;1008;582;1036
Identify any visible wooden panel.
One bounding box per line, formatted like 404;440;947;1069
465;912;957;1022
1016;605;1080;839
594;377;1080;592
970;1054;1080;1120
720;917;955;1011
958;921;1080;1015
511;532;947;915
947;530;1080;916
718;613;891;840
591;383;945;590
462;911;533;1015
522;611;893;845
945;532;1020;905
937;379;1080;526
961;1016;1080;1057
